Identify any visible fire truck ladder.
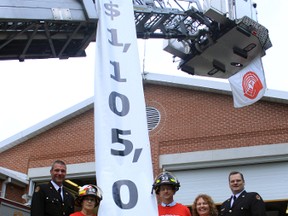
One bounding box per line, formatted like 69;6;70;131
0;0;272;78
0;0;97;61
133;0;272;78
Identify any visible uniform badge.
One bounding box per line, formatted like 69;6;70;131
34;186;40;192
256;194;261;200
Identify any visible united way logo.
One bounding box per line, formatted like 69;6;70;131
242;71;263;99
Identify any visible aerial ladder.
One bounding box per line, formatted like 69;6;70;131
0;0;271;78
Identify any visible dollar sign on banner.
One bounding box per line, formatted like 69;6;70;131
104;1;120;20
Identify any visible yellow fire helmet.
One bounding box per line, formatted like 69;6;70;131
75;184;103;207
152;171;180;194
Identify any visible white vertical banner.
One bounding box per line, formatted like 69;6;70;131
228;55;266;108
94;1;158;216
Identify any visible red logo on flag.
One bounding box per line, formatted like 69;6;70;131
242;71;263;99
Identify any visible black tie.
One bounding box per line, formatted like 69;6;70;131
232;195;237;206
58;188;62;202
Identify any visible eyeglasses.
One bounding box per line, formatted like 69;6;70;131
159;186;174;191
83;197;96;202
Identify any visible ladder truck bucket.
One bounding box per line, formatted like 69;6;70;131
177;15;272;78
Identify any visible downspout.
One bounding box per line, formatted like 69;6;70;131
0;177;12;198
23;180;35;206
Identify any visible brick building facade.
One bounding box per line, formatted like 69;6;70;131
0;74;287;215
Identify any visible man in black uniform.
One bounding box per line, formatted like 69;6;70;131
220;171;266;216
31;160;74;216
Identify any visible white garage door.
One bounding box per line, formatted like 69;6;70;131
172;162;288;205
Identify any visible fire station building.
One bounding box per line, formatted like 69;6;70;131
1;73;288;215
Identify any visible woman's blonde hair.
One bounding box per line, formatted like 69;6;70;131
192;194;218;216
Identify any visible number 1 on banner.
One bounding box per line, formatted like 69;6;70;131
94;1;158;215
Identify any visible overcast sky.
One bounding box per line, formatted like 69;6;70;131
0;0;287;142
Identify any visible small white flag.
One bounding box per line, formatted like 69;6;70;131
228;55;266;108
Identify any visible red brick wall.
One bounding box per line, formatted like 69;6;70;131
4;183;26;203
0;109;94;174
1;84;288;202
144;84;288;174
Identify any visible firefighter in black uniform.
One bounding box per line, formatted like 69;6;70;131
220;171;266;216
31;160;74;216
